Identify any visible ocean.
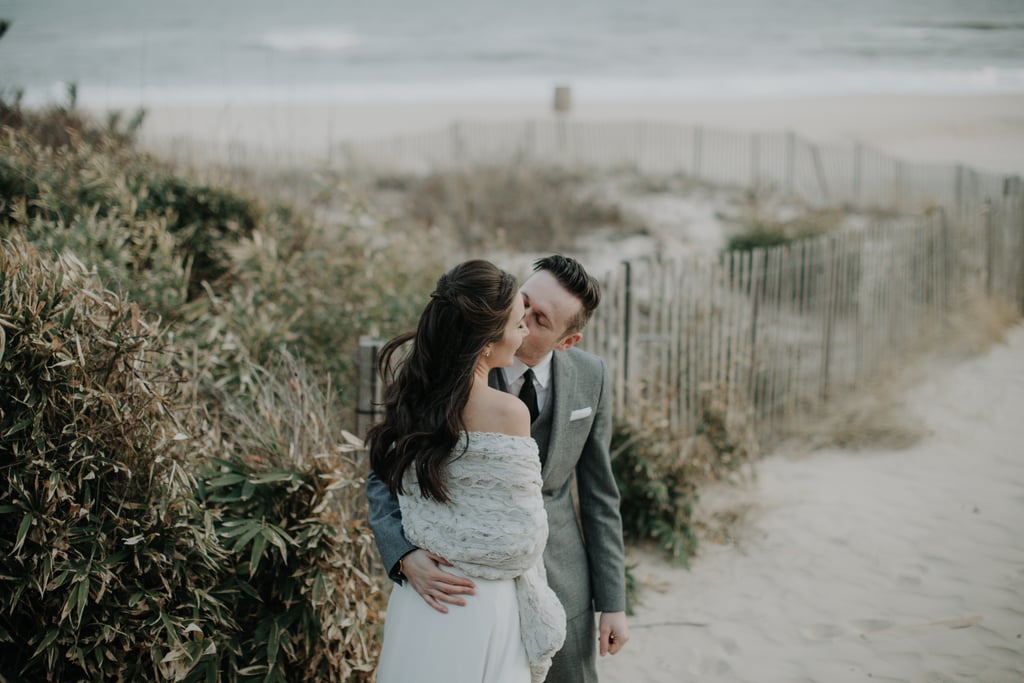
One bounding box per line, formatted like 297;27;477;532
1;0;1023;107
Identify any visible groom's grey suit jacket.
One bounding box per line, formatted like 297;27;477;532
366;346;627;620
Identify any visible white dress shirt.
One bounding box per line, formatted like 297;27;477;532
503;352;554;413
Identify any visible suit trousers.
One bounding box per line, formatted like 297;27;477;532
545;610;597;683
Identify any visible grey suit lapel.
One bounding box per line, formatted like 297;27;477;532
544;351;576;477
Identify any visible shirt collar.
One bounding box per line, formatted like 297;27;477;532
506;351;554;388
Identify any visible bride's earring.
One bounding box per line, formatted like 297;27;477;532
485;349;492;358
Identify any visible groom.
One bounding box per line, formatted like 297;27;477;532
367;254;629;682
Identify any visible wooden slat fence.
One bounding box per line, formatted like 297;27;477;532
336;120;1020;218
145;120;1024;443
152;119;1020;219
583;195;1024;444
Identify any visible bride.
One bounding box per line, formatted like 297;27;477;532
367;260;565;683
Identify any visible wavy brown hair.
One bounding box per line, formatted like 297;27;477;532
367;260;518;502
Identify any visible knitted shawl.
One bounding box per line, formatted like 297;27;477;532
399;431;566;683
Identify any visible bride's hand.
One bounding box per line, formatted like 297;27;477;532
400;549;477;614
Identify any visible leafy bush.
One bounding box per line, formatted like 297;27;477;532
611;419;699;566
0;121;258;299
0;235;385;681
1;98;439;418
724;191;839;253
611;386;759;568
187;354;385;682
0;97;443;680
0;237;225;680
684;384;759;480
725;226;795;252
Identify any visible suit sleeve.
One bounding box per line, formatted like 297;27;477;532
366;469;416;583
574;357;627;613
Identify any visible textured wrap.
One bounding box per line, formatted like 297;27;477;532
399;431;566;683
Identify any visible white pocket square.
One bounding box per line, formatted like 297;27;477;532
569;407;593;422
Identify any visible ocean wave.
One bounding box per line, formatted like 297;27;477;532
256;28;361;53
46;65;1024;109
903;21;1024;32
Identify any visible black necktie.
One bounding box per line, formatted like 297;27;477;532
519;368;540;423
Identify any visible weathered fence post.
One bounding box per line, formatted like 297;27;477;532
1017;179;1024;314
820;237;838;403
955;164;965;225
622;260;633;395
693;126;703;179
523;119;536;161
853;142;863;208
811;144;829;205
785;131;796;196
984;198;994;297
893;160;904;213
939;207;953;315
450;122;465;164
356;336;384;440
750;132;760;190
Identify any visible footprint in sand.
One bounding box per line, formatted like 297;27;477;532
851;618;894;634
688;658;733;677
920;672;959;683
800;623;847;641
897;573;922;588
858;615;982;641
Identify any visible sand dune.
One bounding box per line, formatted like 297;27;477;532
598;325;1024;683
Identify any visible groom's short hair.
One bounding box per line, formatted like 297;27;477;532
533;255;601;334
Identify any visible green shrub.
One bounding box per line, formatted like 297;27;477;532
0;237;385;681
187;354;385;682
611;386;760;570
135;174;261;294
0;104;256;300
725;226;795;252
611;419;699;566
0;236;225;681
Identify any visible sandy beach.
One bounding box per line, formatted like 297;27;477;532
597;325;1024;683
135;93;1024;176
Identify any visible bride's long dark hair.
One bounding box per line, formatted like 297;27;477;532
367;260;518;503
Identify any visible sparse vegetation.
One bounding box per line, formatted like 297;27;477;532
611;386;759;569
0;97;438;681
393;163;641;253
724;190;844;252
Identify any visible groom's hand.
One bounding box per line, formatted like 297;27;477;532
401;549;476;614
598;611;630;656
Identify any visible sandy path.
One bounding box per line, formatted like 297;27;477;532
598;325;1024;683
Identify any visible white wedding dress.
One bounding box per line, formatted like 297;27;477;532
375;432;563;683
376;564;530;682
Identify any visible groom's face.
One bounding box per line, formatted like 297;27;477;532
516;270;584;366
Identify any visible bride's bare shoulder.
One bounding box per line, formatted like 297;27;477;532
464;386;531;437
